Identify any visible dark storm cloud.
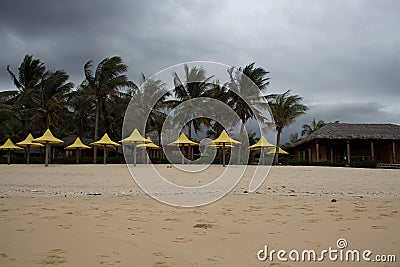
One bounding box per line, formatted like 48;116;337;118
1;0;399;135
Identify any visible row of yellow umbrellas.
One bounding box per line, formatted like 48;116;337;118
0;128;161;166
1;128;287;166
166;130;288;167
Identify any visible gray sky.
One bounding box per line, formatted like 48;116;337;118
1;0;399;142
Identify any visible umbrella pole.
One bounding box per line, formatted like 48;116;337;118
7;150;11;165
76;149;80;164
45;142;49;167
27;145;31;165
134;144;137;166
103;145;107;165
261;147;264;165
146;149;149;164
222;143;226;167
181;146;184;164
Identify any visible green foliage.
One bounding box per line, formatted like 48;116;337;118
267;90;308;164
350;160;377;168
301;118;326;137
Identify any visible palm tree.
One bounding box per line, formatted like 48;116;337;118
290;132;300;144
227;63;270;127
267;90;308;164
172;64;213;139
67;87;94;137
80;56;136;163
227;63;270;163
0;91;21;138
128;73;169;145
32;70;74;130
301;118;326;137
5;55;46;134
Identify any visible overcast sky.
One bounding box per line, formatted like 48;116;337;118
1;0;399;142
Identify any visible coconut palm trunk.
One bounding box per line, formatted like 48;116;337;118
93;103;100;163
274;129;282;165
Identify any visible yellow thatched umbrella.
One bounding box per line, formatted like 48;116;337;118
91;133;120;165
65;137;91;164
266;147;289;155
119;129;148;166
17;134;44;164
33;129;63;167
249;136;275;150
209;130;241;167
137;138;161;164
0;138;23;165
249;136;275;164
168;133;199;164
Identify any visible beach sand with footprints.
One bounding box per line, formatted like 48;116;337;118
0;165;399;266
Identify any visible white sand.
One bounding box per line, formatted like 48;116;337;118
0;165;399;266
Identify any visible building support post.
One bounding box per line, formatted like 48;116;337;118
346;141;351;166
302;150;306;160
316;141;320;162
393;141;396;164
370;141;375;161
330;147;334;163
308;148;312;162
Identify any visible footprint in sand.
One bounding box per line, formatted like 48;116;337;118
0;252;8;263
164;218;183;223
41;215;60;220
153;251;173;259
98;254;122;265
39;248;66;265
207;255;224;262
173;237;192;243
153;261;173;267
58;224;72;230
234;218;251;224
303;218;321;224
193;223;216;229
372;225;387;230
16;228;35;233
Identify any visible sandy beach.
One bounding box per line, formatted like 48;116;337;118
0;165;398;266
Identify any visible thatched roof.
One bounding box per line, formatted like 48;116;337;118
294;123;400;146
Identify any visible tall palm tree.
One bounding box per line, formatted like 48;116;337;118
301;118;326;137
32;70;74;130
227;63;270;163
227;63;270;127
80;56;136;163
67;87;94;137
267;90;308;164
172;64;213;139
5;55;46;135
0;91;21;138
122;73;169;145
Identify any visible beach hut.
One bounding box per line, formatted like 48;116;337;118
64;137;91;164
0;138;23;165
168;133;199;164
119;129;148;166
33;129;63;167
137;138;161;164
17;134;44;164
289;123;400;167
91;133;120;165
209;130;241;167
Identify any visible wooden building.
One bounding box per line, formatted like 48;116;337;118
290;123;400;165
